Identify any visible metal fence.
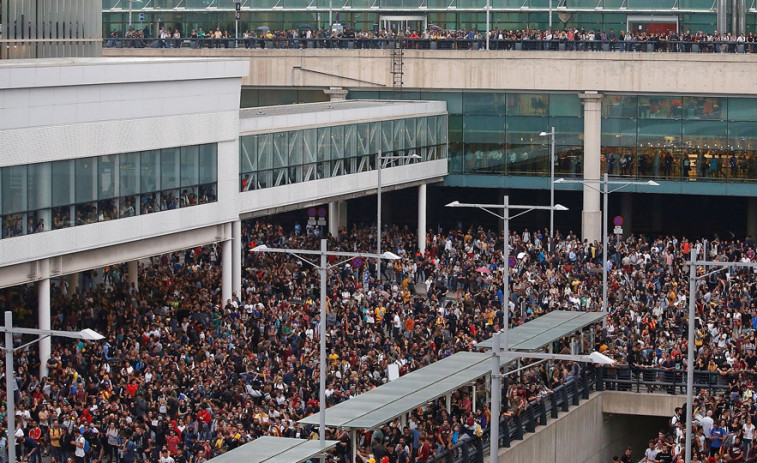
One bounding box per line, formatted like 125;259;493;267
419;365;731;463
103;37;757;54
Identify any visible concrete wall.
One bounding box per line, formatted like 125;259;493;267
104;48;757;96
496;391;672;463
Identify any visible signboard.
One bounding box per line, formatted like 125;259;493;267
613;216;624;227
317;207;327;218
508;256;516;268
614;226;623;235
235;11;240;19
352;257;363;268
307;207;317;217
138;12;144;22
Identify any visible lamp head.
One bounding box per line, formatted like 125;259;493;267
553;204;569;211
79;329;105;341
409;154;421;159
587;351;616;365
251;245;269;252
539;131;548;137
445;201;461;208
554;178;566;184
381;251;402;260
647;180;660;186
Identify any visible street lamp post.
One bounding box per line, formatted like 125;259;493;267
539;127;556;250
555;173;658;326
251;240;400;446
376;151;420;283
1;311;104;463
446;196;568;463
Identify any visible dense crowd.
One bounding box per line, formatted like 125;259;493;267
105;25;757;53
3;221;757;463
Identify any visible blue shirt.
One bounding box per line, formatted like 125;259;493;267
710;427;726;448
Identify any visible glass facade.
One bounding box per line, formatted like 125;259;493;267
102;7;739;37
0;144;218;239
239;115;448;191
350;90;757;183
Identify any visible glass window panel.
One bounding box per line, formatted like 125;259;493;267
729;122;757;151
240;136;258;173
303;129;317;164
416;117;428;148
602;118;638;148
140;150;160;193
161;148;181;190
180;145;200;188
258;134;273;170
344;125;356;161
603;95;638;118
683;97;726;120
549;94;582;118
638;96;683;119
98;155;118;200
637;119;682;149
369;122;381;155
392;119;405;151
551;117;584;146
507;94;549;117
288;131;303;166
356;124;370;157
317;128;331;162
463;92;507;116
75;158;97;203
683;121;729;150
199;144;217;185
727;98;757;121
404;119;416;150
439;115;448;146
381;121;393;153
465;116;505;144
272;132;289;169
331;126;345;160
506;116;543;145
120;153;140;196
51;161;74;207
2;165;28;214
27;163;51;211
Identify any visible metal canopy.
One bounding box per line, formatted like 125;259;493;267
476;310;605;351
208;437;338;463
300;351;506;430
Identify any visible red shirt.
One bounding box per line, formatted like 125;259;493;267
28;427;41;442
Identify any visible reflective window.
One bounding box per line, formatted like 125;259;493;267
0;143;217;239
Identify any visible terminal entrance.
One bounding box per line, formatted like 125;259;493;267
627;15;678;34
379;15;428;34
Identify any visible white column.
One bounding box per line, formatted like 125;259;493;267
232;220;242;299
38;260;51;378
222;239;232;305
127;260;139;291
418;184;427;254
580;91;603;243
337;201;348;232
328;202;339;237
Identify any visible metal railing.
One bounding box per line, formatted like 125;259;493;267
418;365;730;463
103;37;757;54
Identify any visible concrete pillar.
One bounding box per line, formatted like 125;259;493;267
222;239;232;305
418;184;427;254
127;260;138;291
323;87;349;102
232;220;242;299
748;198;757;239
38;260;51;379
328;201;348;237
328;202;339;237
580;91;603;243
65;273;79;296
620;192;633;236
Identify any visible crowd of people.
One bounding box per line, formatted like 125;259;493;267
105;24;757;53
3;220;757;462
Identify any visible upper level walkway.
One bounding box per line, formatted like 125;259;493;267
103;47;757;95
